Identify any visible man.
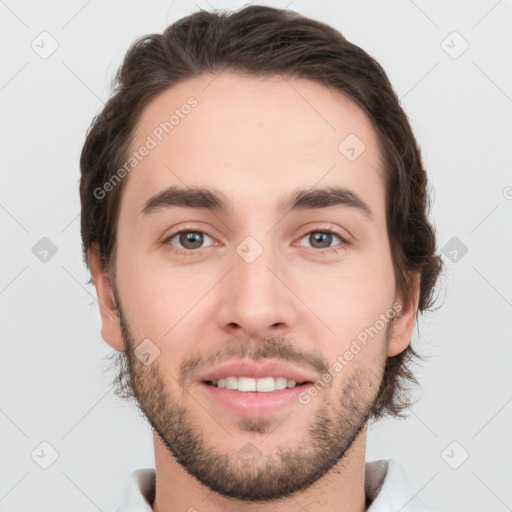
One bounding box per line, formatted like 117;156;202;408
80;5;442;511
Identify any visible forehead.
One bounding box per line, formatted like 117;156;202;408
119;71;385;221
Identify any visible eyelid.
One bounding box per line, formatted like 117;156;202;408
162;222;216;241
296;222;352;242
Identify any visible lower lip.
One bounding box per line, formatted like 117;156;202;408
198;382;313;418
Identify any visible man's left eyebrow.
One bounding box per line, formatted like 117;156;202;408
283;186;373;219
141;184;373;219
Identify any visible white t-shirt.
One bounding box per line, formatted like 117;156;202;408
115;459;429;511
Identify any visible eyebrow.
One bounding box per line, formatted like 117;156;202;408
141;185;373;219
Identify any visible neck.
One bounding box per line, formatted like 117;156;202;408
151;427;369;512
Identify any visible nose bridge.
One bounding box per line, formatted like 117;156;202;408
232;209;281;283
234;232;282;303
219;230;296;335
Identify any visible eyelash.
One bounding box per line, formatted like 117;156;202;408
162;226;349;257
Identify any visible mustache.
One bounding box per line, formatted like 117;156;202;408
178;336;329;386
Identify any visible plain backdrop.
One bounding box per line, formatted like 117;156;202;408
1;1;511;511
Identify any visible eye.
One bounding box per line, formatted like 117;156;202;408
162;227;348;257
164;229;215;254
297;230;347;253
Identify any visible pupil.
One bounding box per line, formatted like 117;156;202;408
312;232;331;248
181;232;203;249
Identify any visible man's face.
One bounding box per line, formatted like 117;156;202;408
96;72;412;500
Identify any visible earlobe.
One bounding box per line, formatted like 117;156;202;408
387;272;421;357
87;244;126;351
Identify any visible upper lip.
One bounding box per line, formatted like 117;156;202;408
197;360;318;384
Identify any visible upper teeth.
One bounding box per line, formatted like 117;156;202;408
212;376;299;392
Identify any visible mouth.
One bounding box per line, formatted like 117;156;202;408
203;376;312;392
199;377;313;418
196;360;318;417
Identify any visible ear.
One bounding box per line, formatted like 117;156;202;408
88;244;126;351
387;272;421;357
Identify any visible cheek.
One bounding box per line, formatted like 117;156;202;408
114;242;192;346
124;279;195;342
115;251;232;382
310;280;392;359
295;249;395;362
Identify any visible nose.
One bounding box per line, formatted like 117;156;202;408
217;241;297;339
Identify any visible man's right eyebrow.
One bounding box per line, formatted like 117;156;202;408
141;186;232;216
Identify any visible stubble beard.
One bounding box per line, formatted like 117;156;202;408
114;302;390;502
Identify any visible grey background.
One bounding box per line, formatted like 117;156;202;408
1;1;511;511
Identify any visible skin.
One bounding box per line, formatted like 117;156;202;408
89;72;420;512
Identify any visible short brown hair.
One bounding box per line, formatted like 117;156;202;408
80;5;443;419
